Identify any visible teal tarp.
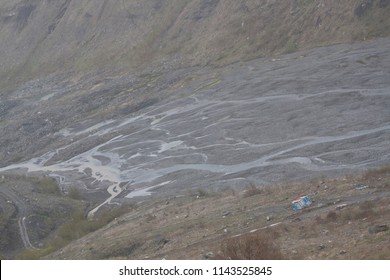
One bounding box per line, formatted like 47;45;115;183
292;196;312;211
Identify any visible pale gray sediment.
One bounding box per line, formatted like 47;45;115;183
1;38;390;210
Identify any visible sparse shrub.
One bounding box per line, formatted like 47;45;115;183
242;183;263;198
326;211;338;222
36;177;60;195
341;201;376;221
216;232;284;260
353;201;375;219
67;187;82;200
197;189;208;198
23;204;135;259
145;213;157;222
314;215;324;224
0;214;12;249
54;207;123;243
285;41;299;54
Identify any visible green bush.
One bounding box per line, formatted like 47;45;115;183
49;204;134;255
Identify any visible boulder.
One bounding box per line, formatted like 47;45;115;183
355;0;374;17
368;224;389;234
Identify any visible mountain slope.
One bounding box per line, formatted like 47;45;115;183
1;0;390;260
0;0;389;86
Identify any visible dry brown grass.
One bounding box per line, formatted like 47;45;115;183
362;165;390;179
216;232;284;260
242;184;263;198
342;201;376;221
43;164;390;260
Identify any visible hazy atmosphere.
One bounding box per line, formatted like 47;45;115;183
0;0;389;260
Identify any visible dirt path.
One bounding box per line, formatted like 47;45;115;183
0;187;37;249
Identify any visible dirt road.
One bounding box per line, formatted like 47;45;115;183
0;187;36;249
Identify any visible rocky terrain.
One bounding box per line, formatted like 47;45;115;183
46;166;390;260
1;0;389;87
0;0;389;259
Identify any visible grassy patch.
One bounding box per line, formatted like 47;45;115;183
0;214;12;250
35;177;60;195
284;41;300;54
17;204;135;259
53;204;134;248
17;246;55;260
67;187;82;200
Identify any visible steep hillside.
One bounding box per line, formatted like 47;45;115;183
1;37;390;259
1;0;390;260
0;0;389;86
44;166;390;260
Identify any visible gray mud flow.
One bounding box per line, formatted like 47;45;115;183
1;38;390;203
